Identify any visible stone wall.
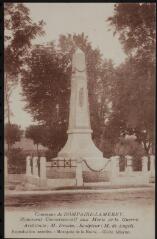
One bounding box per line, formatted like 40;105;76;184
47;167;75;179
83;171;110;182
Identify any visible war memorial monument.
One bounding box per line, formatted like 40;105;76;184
5;48;155;190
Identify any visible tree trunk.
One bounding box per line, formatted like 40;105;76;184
7;142;10;153
143;140;150;155
99;126;105;152
5;73;11;124
36;144;39;157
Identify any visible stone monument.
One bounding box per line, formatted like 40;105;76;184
58;48;106;170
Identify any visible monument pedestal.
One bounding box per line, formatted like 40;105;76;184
58;132;103;159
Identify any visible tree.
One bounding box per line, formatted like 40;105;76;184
22;43;70;126
5;123;23;152
22;43;70;154
4;3;45;123
25;125;46;156
115;135;144;156
115;136;144;171
108;55;155;156
96;59;116;154
108;3;156;58
107;3;155;155
4;74;14;124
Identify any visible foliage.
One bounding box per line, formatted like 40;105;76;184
4;2;45;77
5;123;23;151
7;148;26;174
108;55;155;155
108;3;156;58
115;136;144;171
4;3;45;124
107;3;155;155
22;43;70;126
115;136;144;156
22;43;70;155
96;59;116;153
25;125;46;155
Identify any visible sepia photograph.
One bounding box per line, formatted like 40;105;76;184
4;2;155;239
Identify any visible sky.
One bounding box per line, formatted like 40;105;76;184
9;3;127;129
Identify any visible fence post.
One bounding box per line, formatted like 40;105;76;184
33;156;39;177
76;160;83;187
142;156;148;173
125;155;133;175
110;155;119;183
39;157;47;187
150;155;155;177
26;156;32;177
5;155;8;179
40;157;47;180
141;156;149;184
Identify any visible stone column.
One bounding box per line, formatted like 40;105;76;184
150;155;155;177
33;156;39;177
142;156;148;173
39;157;47;187
5;156;8;179
141;156;149;184
110;156;119;183
125;155;133;175
40;157;47;179
26;156;32;177
76;160;83;186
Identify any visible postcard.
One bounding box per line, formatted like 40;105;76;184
4;2;155;239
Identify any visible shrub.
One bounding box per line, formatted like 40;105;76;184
115;136;144;171
7;148;26;174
